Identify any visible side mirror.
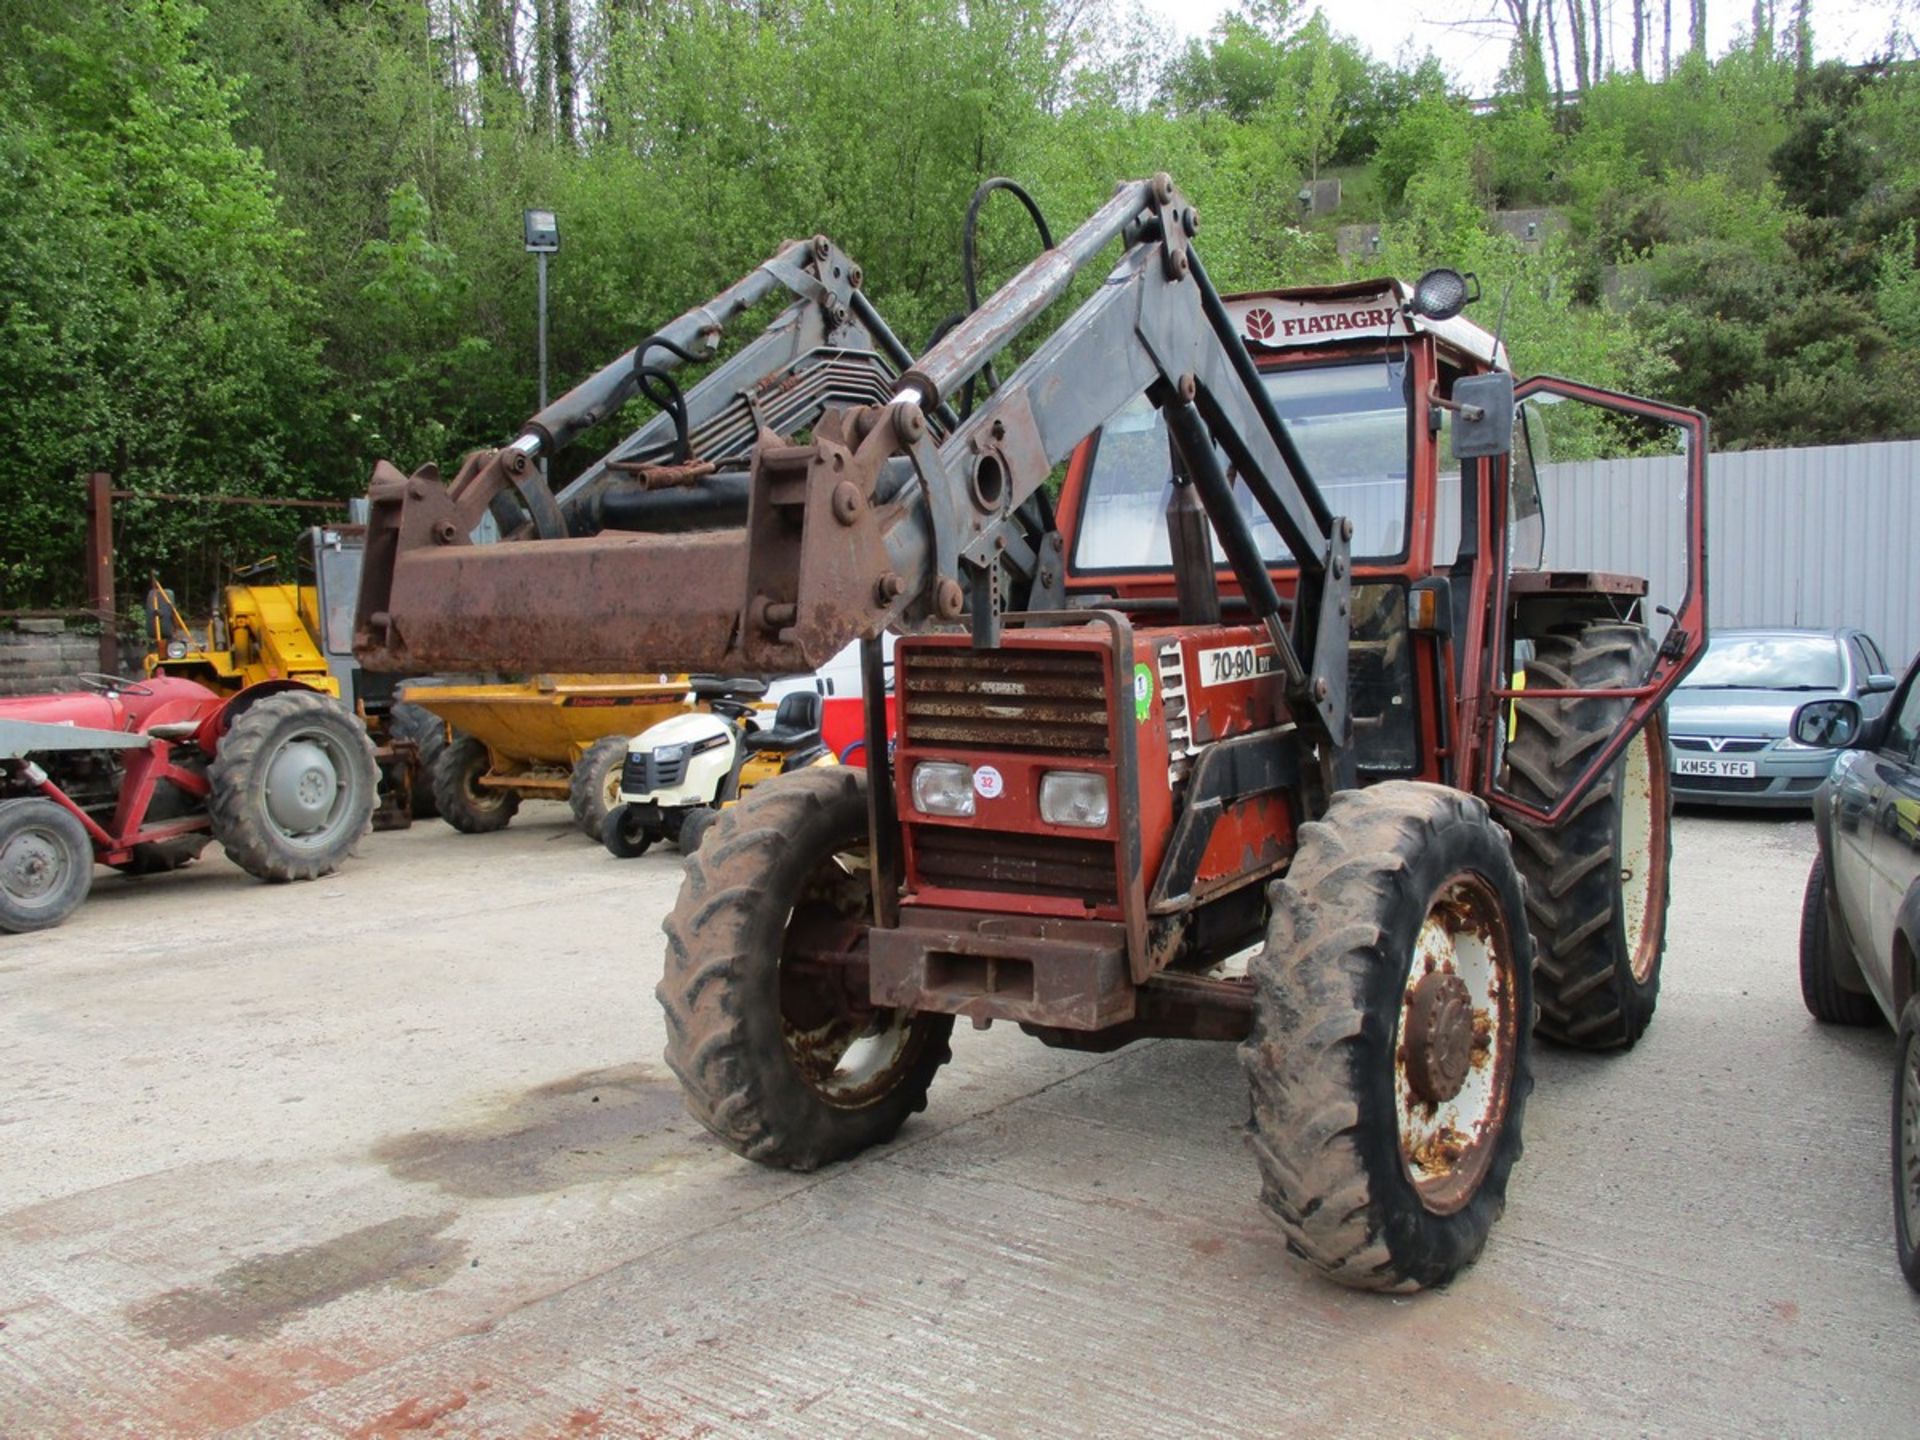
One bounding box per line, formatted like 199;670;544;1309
1451;373;1515;458
1863;672;1898;696
1792;697;1863;749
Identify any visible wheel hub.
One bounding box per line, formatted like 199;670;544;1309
265;738;340;834
1;831;61;901
1404;970;1475;1104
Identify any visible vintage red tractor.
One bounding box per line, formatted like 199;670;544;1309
0;672;377;933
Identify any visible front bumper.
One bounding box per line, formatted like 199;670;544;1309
1670;748;1836;808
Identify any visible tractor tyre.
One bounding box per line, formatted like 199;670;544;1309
570;736;630;840
430;734;519;834
208;690;378;883
389;703;447;820
1503;621;1670;1050
0;797;94;933
1241;781;1533;1292
601;803;653;859
658;767;953;1170
1798;852;1878;1025
108;765;210;875
677;806;718;856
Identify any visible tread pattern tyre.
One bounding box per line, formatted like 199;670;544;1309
207;690;378;882
1798;852;1878;1025
389;703;447;820
1504;621;1670;1049
1895;997;1920;1293
0;796;94;932
570;735;630;839
677;806;717;856
658;768;953;1170
430;734;519;834
1241;780;1534;1292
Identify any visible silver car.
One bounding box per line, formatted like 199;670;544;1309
1667;627;1898;807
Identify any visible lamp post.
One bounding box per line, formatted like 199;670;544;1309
523;208;560;411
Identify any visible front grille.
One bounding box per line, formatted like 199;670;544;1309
902;648;1109;756
1671;736;1770;754
1674;774;1770;793
622;750;685;793
913;828;1117;907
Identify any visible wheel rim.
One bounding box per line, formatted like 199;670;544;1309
1;824;72;911
1618;724;1667;983
779;847;921;1108
263;731;353;847
1901;1026;1920;1255
602;765;622;811
1394;872;1520;1214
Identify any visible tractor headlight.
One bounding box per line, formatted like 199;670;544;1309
911;761;975;817
166;640;188;659
1039;771;1109;828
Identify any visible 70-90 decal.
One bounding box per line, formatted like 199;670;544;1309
1196;644;1279;687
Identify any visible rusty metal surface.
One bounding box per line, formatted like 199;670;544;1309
868;905;1134;1030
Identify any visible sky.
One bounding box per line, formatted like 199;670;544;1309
1138;0;1908;93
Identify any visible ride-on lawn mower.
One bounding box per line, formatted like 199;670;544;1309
602;680;832;859
0;671;377;933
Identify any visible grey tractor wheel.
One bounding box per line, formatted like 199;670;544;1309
1798;852;1878;1025
0;797;94;933
1504;621;1670;1050
389;702;448;820
658;767;953;1170
430;734;519;834
1241;780;1534;1292
570;735;630;839
208;690;378;882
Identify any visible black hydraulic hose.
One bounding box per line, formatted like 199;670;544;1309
953;177;1054;418
631;333;705;464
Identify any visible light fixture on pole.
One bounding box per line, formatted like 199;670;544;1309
523;208;560;412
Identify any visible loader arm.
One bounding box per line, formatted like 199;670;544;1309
355;176;1351;744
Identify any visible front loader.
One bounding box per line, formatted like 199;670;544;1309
355;176;1706;1290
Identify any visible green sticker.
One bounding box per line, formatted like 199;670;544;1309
1132;662;1154;721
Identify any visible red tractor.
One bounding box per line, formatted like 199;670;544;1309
354;175;1705;1290
0;673;378;933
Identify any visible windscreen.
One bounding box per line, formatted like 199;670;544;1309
1679;634;1843;691
1072;358;1410;571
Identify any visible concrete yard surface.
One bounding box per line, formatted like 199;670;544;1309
1;806;1914;1437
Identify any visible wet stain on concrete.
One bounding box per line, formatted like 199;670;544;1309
372;1064;696;1199
131;1212;463;1350
347;1389;473;1438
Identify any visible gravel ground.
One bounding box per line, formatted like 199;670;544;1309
0;803;1913;1437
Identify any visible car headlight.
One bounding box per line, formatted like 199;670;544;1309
912;761;975;817
1039;770;1109;828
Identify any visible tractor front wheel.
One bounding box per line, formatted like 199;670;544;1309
657;768;953;1170
430;734;519;834
0;797;94;933
208;690;378;882
1241;780;1534;1291
1504;621;1670;1049
570;736;630;839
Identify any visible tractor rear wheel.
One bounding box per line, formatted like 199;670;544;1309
430;734;519;834
208;690;378;882
1242;781;1533;1292
389;703;447;820
570;736;630;839
1504;621;1670;1050
657;768;953;1170
0;797;94;933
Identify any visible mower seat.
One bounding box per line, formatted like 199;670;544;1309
744;691;824;754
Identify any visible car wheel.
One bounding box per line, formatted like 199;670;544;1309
1896;996;1920;1293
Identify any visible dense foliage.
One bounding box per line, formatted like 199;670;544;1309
2;0;1916;607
